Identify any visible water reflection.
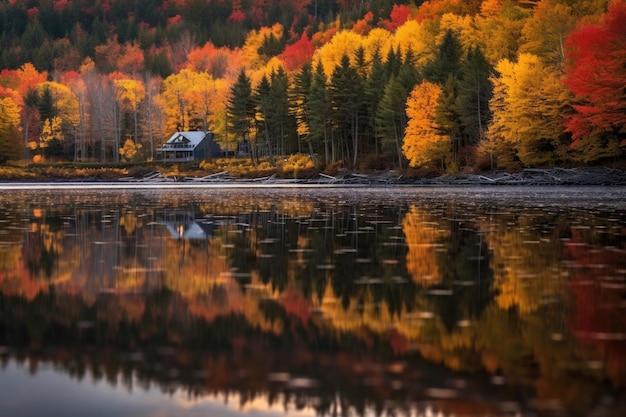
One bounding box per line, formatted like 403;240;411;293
0;187;625;417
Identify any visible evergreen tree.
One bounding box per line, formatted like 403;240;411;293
308;61;331;163
364;50;387;157
424;30;463;83
290;63;312;155
37;85;57;122
376;76;408;169
455;47;492;148
228;69;256;163
328;54;363;167
254;74;274;163
269;67;291;155
384;46;401;79
436;75;463;169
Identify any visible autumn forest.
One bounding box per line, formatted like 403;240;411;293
0;0;624;173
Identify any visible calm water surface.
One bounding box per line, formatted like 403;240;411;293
0;186;625;417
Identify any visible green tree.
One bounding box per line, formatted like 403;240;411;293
436;75;463;169
308;61;331;163
455;47;492;149
228;69;256;163
290;63;312;155
254;74;275;163
328;54;360;166
424;30;463;84
363;50;388;159
269;67;291;155
376;76;408;169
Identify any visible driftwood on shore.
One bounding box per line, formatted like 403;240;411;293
422;167;626;186
119;167;626;186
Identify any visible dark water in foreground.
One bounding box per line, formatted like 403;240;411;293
0;186;625;417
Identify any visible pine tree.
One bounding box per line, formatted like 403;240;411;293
364;50;387;156
228;69;256;163
328;54;363;167
269;67;291;155
376;76;408;169
455;47;492;147
254;74;274;163
424;30;463;84
290;63;312;155
308;61;331;163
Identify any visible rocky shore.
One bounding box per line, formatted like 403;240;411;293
135;167;626;186
2;167;626;187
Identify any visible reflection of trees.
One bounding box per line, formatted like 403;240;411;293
483;209;567;313
403;206;446;286
566;228;626;385
0;191;625;416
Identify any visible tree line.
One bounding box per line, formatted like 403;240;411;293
0;0;624;173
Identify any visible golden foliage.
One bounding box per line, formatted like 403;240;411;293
402;81;449;168
402;206;446;286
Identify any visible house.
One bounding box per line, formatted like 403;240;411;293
156;131;221;162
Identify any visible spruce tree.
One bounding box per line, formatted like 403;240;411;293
376;76;408;169
269;67;291;155
290;63;312;155
424;30;463;83
228;69;255;163
364;50;387;156
455;47;492;147
308;61;331;163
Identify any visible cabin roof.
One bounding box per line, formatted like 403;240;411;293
164;131;208;148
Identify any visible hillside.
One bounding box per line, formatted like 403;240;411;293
0;0;624;174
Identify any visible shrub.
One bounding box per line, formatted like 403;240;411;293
276;154;318;178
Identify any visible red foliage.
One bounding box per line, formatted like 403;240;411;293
0;69;19;90
27;7;38;19
279;33;315;72
564;1;626;145
167;14;183;26
279;289;312;324
59;70;80;85
385;4;412;31
228;10;246;23
352;11;374;35
53;0;70;12
187;42;239;78
565;230;626;377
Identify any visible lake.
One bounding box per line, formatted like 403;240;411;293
0;185;625;417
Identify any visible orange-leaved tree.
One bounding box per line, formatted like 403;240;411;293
402;81;449;170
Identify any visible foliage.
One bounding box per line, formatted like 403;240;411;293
403;81;449;170
0;0;621;172
119;138;142;162
276;153;318;178
487;53;572;167
564;1;626;154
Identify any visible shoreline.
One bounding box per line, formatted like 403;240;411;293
1;167;626;188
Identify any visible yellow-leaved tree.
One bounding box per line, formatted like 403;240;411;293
393;20;436;69
119;138;142;162
114;78;146;148
486;53;572;168
402;81;449;170
312;30;364;77
0;96;22;162
38;116;64;161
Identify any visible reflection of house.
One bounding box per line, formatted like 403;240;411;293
162;211;217;240
156;131;221;162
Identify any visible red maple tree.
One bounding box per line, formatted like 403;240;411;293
564;1;626;146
